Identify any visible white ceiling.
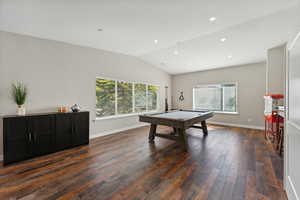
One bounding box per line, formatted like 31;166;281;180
1;0;300;74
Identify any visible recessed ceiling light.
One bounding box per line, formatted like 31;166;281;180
97;28;103;31
220;38;227;42
154;39;158;44
209;17;216;22
228;55;233;59
174;50;179;55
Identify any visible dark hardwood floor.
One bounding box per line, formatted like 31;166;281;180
0;125;286;200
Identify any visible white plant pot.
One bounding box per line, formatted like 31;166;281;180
17;105;26;116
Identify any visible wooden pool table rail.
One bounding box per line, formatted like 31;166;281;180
139;110;213;129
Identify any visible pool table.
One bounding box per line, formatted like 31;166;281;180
139;110;214;151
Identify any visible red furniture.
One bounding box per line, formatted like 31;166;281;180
264;94;284;155
264;112;284;140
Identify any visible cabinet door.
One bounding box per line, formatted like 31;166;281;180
29;115;56;156
3;117;30;164
72;112;89;146
56;114;73;151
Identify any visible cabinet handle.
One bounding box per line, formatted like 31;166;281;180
29;132;32;142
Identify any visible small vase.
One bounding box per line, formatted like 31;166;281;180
17;105;26;116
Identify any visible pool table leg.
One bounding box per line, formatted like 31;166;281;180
148;124;157;143
171;127;177;136
201;121;208;136
178;128;188;151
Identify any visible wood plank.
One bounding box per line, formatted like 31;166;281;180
0;125;287;200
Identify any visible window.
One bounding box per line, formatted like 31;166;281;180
96;78;159;118
147;85;159;111
193;83;237;113
96;79;116;117
135;83;147;113
117;81;133;114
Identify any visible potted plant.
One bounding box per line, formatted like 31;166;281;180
12;82;27;115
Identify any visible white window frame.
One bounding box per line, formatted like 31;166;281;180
95;77;160;120
192;82;238;115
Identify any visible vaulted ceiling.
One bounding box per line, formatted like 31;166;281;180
1;0;300;74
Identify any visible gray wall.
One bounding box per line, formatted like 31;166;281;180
285;32;300;200
172;62;266;128
0;31;171;156
267;44;286;94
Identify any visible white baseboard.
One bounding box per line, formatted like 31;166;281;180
91;121;264;141
286;176;299;200
0;154;3;161
208;121;264;130
91;123;148;139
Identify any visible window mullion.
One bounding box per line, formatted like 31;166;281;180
221;86;224;112
235;85;237;112
132;83;135;113
157;86;159;111
115;80;118;115
193;88;195;110
146;84;148;112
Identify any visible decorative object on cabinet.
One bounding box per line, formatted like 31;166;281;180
11;82;27;116
71;104;81;112
58;106;69;113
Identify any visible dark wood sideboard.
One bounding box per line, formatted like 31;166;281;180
2;111;89;165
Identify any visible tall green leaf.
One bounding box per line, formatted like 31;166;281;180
12;82;27;106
